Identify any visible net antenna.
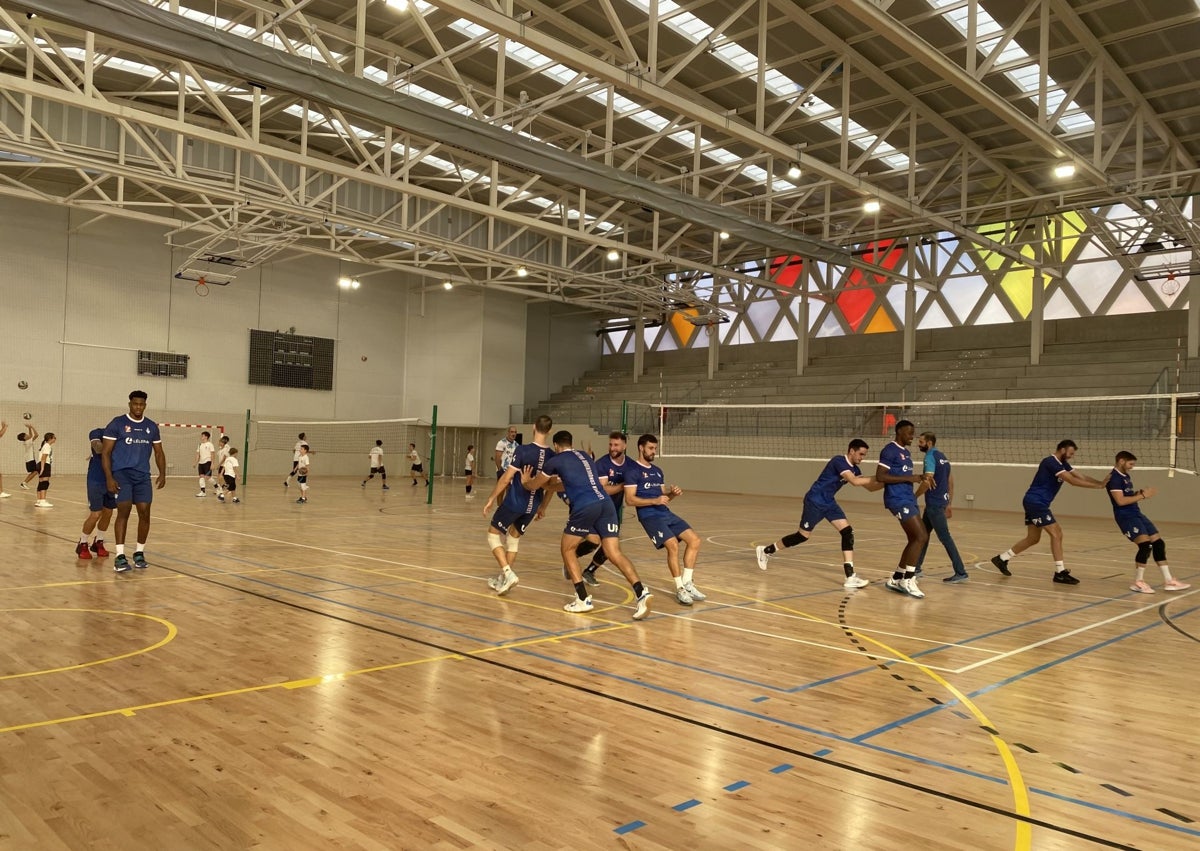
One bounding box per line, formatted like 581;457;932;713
159;422;225;477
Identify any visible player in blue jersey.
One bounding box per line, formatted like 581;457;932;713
100;390;167;572
988;439;1106;584
914;432;968;583
522;430;652;620
576;431;632;587
876;420;929;598
482;415;554;596
75;427;116;562
625;433;707;606
1106;451;1190;594
755;438;881;589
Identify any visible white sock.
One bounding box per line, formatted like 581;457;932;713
1054;561;1065;572
1135;566;1146;583
682;568;694;585
1159;564;1173;581
136;542;145;553
1001;549;1016;561
673;575;684;589
116;544;125;556
79;534;88;545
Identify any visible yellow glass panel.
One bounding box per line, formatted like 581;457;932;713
863;308;896;334
670;308;698;347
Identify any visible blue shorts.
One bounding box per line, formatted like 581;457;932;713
885;499;920;522
87;480;118;512
113;468;153;505
491;504;535;536
1023;502;1056;526
1116;511;1158;540
639;511;692;549
566;500;620;539
800;498;846;532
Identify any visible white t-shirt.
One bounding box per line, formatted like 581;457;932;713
495;438;516;469
38;443;53;465
197;441;215;463
217;446;230;469
293;441;305;462
369;446;384;467
297;452;311;472
465;452;474;472
409;448;421;465
221;455;239;478
22;438;37;463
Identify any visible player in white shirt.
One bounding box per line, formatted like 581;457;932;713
408;443;428;487
284;432;307;488
362;440;389;490
195;431;216;497
213;435;231;495
35;432;56;507
217;447;241;504
295;444;312;503
19;423;39;489
464;444;476;498
494;427;517;479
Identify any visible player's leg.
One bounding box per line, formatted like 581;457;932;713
991;512;1045;576
285;460;298;487
599;536;652;620
77;509;101;560
1129;532;1155;593
92;506;112;556
561;532;595;612
132;499;152;568
35;469;51;506
914;507;933;572
677;527;706;601
380;466;388;490
485;515;509;574
492;525;523;595
756;500;819;570
829;518;868;588
197;465;207;497
661;537;692;605
887;514;928;598
112;496;133;572
925;504;968;581
1040;522;1077;584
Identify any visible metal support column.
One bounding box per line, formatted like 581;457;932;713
633;315;645;383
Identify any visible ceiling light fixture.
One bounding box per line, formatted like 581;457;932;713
1053;162;1076;179
384;0;409;10
606;248;620;262
442;280;453;290
786;162;801;180
863;199;881;214
338;276;361;290
719;231;730;241
516;265;528;277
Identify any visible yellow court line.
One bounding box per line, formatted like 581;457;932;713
0;620;631;735
0;608;177;681
710;586;1032;851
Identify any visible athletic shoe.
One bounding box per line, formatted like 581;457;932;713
113;555;131;573
903;578;925;598
283;480;289;488
195;491;206;498
990;555;1012;576
633;589;653;620
411;481;418;487
564;596;594;613
1130;580;1155;594
675;587;694;606
382;485;389;491
0;492;10;498
217;494;225;502
683;582;707;601
91;540;108;557
943;572;969;583
133;552;148;569
495;570;519;596
19;482;28;490
296;497;307;504
232;497;240;504
76;542;92;560
464;493;474;499
487;575;501;591
582;567;600;587
885;578;909;596
1164;578;1192;591
755;545;770;571
1052;570;1080;585
34;499;52;508
843;574;870;589
361;481;366;488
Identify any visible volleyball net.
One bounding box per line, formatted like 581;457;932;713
628;394;1200;474
251;417;432;475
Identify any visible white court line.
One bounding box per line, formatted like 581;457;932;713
951;587;1200;674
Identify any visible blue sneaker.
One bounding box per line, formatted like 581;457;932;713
114;555;131;573
133;552;148;569
943;573;969;583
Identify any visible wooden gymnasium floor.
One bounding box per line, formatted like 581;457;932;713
1;475;1198;851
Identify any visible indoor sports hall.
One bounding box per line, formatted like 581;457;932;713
1;2;1198;850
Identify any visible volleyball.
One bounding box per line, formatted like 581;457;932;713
17;380;28;390
22;412;32;420
298;466;309;475
361;355;368;362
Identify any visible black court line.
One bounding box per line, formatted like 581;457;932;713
0;517;1149;849
1158;601;1200;643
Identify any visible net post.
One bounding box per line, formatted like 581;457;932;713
426;404;438;504
1169;394;1178;478
621;400;628;436
242;409;251;485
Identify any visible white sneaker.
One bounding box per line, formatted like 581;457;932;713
755;545;770;571
34;499;52;508
0;492;10;498
1164;578;1192;591
564;596;593;613
675;587;694;606
19;482;28;490
486;574;502;591
903;577;925;598
232;497;240;504
886;578;909;596
633;589;653;620
195;491;206;498
218;494;226;502
495;570;519;596
683;582;706;601
844;574;870;589
1129;580;1155;594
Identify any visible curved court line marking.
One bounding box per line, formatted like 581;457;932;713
1157;600;1200;643
713;586;1032;851
0;608;177;681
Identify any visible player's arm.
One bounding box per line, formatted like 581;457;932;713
1061;470;1106;488
0;421;7;439
519;466;552;491
101;438;118;493
875;463;922;485
153;441;167;489
483;465;518;514
27;424;38;441
623;482;671;507
1109;486;1155;505
90;438;104;455
946;472;955;517
493;445;503;472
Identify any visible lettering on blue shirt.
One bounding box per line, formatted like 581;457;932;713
1024;455;1072;506
1106;469;1139;517
503;442;552;514
103;414;162;472
627;460;670;519
542;449;608;510
878;442;915;507
594;454;631;509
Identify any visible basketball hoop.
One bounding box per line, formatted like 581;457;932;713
196;276;210;297
1161;271;1180;297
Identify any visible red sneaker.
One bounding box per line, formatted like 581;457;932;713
76;542;92;560
90;540;109;558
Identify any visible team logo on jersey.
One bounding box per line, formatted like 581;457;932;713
124;425;132;433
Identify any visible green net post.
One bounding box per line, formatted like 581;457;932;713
426;404;438;505
621;400;628;436
242;408;250;485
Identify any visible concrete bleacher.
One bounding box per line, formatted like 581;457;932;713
531;312;1200;426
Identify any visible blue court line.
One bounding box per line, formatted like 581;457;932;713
810;750;832;759
850;604;1200;744
770;763;795;772
511;643;1200;839
672;799;702;812
724;780;750;792
613;820;645;835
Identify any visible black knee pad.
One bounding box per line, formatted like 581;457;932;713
782;531;807;548
1135;541;1152;564
576;540;598;558
1152;538;1166;562
36;481;49;493
840;526;855;552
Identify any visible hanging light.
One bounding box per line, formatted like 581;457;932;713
863;198;881;214
606;248;620;262
516;265;528;277
719;231;730;241
1053;162;1076;179
442;280;453;290
786;162;802;180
